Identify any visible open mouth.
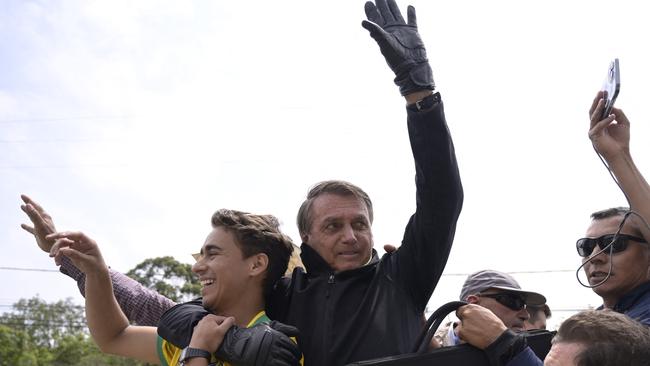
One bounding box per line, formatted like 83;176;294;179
589;271;611;281
200;279;215;286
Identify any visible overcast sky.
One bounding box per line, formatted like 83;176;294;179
2;0;650;330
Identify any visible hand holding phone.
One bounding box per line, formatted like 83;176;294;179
600;58;620;120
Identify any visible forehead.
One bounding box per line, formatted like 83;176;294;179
310;193;369;222
585;215;640;238
201;227;242;253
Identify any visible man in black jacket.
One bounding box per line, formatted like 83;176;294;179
157;1;463;365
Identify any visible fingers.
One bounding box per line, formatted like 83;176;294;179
361;20;389;44
387;0;404;23
46;231;91;243
376;0;394;23
611;107;630;127
20;223;35;234
589;114;616;139
383;244;397;253
21;203;45;226
407;5;417;27
50;238;74;264
589;97;614;128
270;321;300;337
20;194;45;213
588;91;605;118
217;316;235;331
364;1;384;26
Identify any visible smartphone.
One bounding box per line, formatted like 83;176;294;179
600;58;620;119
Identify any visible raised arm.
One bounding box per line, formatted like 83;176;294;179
20;195;176;325
588;92;650;241
362;0;463;309
47;231;160;364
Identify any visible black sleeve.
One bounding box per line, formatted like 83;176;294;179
157;299;208;348
389;92;464;310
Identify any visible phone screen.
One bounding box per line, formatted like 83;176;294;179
601;58;620;119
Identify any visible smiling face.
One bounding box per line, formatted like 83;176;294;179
192;227;260;314
302;193;373;273
582;215;650;307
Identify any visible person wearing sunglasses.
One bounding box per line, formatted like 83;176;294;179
579;91;650;327
434;269;546;347
577;207;650;326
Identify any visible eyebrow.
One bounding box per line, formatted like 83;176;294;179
200;244;223;255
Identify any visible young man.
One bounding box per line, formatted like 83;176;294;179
45;209;299;366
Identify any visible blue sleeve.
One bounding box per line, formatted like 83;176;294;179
506;347;544;366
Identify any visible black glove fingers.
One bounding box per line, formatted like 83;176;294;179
375;0;395;23
273;346;301;366
361;20;389;43
269;321;300;338
364;1;384;26
407;5;417;27
387;0;405;24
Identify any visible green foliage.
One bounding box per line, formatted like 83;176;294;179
126;255;201;302
0;296;153;366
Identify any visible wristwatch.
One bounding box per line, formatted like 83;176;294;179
179;347;211;365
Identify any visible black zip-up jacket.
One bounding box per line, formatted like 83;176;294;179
158;92;463;366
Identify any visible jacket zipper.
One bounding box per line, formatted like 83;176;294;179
324;273;335;366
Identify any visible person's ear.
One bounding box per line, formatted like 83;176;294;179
466;295;480;305
250;253;269;277
300;233;309;244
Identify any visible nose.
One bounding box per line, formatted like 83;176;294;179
192;258;206;274
518;307;530;321
341;224;358;245
586;248;609;265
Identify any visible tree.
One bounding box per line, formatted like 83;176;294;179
126;256;200;302
0;296;152;366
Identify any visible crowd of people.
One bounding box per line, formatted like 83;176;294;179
19;0;650;365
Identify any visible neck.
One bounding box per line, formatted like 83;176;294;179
601;294;619;309
215;291;265;327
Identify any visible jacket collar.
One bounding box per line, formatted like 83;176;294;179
299;243;380;276
612;280;650;312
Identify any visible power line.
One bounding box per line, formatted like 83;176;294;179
0;116;130;124
0;266;59;273
441;269;575;277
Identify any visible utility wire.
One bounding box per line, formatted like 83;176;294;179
0;266;59;273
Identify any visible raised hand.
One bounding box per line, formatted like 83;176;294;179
46;231;107;274
20;195;57;252
588;91;631;159
361;0;434;95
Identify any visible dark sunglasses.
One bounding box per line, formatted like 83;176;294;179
478;293;526;311
576;234;648;258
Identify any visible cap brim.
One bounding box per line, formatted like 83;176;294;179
490;286;547;306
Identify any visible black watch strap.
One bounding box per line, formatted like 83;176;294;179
408;92;440;111
180;347;211;364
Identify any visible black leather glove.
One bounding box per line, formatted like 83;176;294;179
215;320;301;366
361;0;435;95
157;301;301;366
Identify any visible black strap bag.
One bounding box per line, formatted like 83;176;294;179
346;301;554;366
